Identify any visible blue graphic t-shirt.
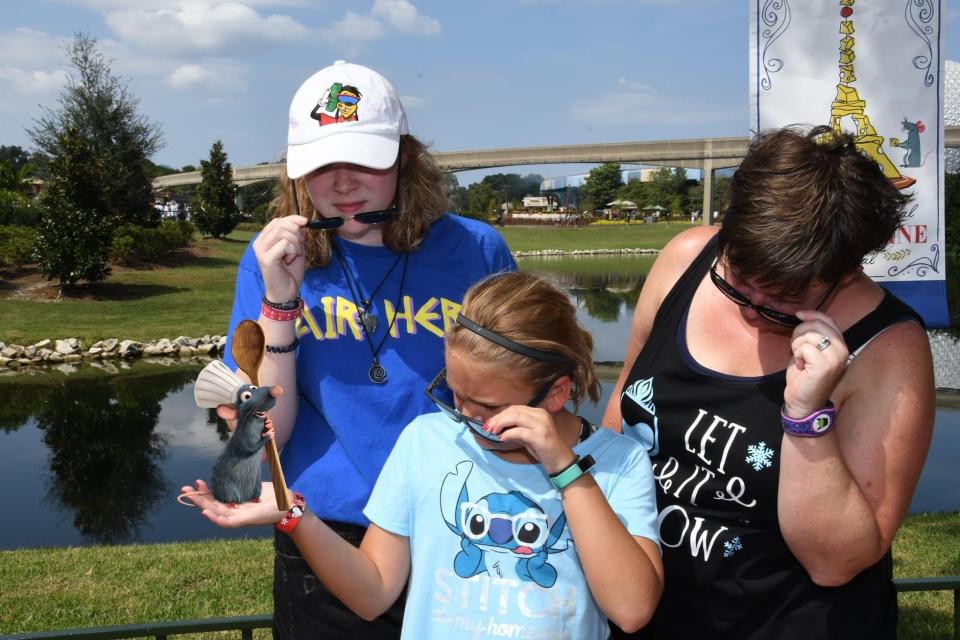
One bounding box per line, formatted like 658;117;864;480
364;413;659;640
225;213;516;524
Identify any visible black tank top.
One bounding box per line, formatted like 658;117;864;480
616;235;921;640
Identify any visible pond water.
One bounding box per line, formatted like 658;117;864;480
0;254;957;550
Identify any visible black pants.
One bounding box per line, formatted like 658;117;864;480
272;524;406;640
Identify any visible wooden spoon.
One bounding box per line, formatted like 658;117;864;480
232;319;292;512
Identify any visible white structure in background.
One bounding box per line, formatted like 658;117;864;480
522;196;550;210
540;166;694;192
946;60;958;174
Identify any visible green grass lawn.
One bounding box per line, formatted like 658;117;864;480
0;231;254;345
0;222;692;345
0;512;956;638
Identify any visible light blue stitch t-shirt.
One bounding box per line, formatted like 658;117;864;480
364;412;659;640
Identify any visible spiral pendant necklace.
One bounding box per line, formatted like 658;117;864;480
333;245;409;384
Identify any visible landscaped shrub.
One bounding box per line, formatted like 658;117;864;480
0;225;37;267
110;220;197;265
109;234;136;264
0;190;41;227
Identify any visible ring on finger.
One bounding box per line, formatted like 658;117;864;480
816;336;831;351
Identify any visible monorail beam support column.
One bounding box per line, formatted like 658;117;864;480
701;158;715;225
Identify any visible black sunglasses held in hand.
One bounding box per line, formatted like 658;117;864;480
709;258;837;328
424;368;565;443
305;208;397;229
289;176;399;229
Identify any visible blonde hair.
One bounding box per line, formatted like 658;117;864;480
269;134;447;267
446;271;600;408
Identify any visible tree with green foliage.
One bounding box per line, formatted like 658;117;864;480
0;146;33;172
619;178;649;211
644;167;690;210
193;139;240;238
28;33;163;228
34;127;115;295
441;173;468;214
480;172;544;202
580;163;623;212
463;181;496;221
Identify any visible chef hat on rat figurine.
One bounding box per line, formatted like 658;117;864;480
194;360;247;408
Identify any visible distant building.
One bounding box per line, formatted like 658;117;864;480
522;196;550;211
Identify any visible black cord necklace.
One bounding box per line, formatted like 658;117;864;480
333;244;409;384
335;248;403;335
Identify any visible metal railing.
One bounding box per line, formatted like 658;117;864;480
896;576;960;640
0;616;271;640
3;577;958;640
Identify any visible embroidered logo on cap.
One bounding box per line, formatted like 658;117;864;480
310;82;362;126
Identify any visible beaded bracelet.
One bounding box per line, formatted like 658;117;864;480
266;337;299;354
261;297;303;322
275;491;306;534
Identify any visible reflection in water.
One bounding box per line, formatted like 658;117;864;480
13;368;206;545
523;255;651;324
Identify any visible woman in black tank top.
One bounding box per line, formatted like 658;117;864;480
602;126;935;640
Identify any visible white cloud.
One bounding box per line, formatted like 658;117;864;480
319;12;387;57
105;3;311;57
0;29;70;113
570;77;732;126
57;0;313;9
0;28;69;69
400;95;426;108
371;0;440;36
0;67;69;94
318;1;440;55
167;62;249;92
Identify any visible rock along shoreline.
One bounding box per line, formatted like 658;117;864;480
0;336;225;376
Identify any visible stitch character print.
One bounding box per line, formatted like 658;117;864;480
310;82;362;126
440;461;569;588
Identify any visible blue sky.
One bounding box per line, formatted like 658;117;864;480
1;0;956;186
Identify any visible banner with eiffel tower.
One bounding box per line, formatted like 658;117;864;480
750;0;948;327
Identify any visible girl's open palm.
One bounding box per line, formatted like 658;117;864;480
179;479;285;528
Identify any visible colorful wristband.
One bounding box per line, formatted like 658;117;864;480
261;297;303;322
275;491;306;534
549;454;595;491
780;402;836;437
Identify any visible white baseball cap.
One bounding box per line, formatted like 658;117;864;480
286;60;408;179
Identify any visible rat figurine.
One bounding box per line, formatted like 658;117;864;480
210;383;276;506
184;360;280;508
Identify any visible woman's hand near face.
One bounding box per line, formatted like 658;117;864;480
483;407;576;474
253;215;309;302
783;309;849;417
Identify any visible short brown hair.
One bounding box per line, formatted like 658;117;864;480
269;134;447;267
446;271;600;408
717;125;910;296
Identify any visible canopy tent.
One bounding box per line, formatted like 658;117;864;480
606;199;638;208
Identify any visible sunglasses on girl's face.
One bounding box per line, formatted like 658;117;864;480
424;368;563;443
709;258;837;328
